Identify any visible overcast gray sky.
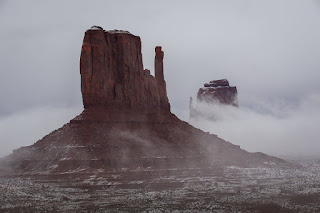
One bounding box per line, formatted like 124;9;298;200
1;0;320;158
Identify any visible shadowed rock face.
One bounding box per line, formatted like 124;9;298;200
0;27;291;174
80;28;170;111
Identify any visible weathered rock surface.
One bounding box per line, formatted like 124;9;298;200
0;27;290;174
80;27;170;111
190;79;238;120
198;79;238;106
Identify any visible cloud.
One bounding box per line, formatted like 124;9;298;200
0;106;82;158
188;93;320;159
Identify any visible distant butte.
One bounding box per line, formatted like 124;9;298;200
0;26;290;174
189;79;238;120
198;79;238;107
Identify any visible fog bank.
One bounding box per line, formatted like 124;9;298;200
188;94;320;159
0;106;82;158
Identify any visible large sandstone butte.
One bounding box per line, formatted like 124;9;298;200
1;27;289;173
80;27;169;111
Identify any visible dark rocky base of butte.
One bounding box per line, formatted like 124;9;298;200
0;27;290;174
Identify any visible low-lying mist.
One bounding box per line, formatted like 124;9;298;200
1;94;319;161
187;94;320;159
0;106;82;158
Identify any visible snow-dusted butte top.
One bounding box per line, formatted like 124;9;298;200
203;79;230;88
196;79;238;107
89;26;131;34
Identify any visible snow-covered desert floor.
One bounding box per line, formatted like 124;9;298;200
0;159;319;212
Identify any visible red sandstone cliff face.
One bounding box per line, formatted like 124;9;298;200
80;27;170;111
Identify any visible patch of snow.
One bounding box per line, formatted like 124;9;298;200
107;29;131;34
90;26;103;30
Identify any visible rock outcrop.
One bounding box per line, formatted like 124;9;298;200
197;79;238;106
80;27;170;111
0;27;290;174
190;79;238;120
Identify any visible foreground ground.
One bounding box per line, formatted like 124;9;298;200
0;159;319;212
